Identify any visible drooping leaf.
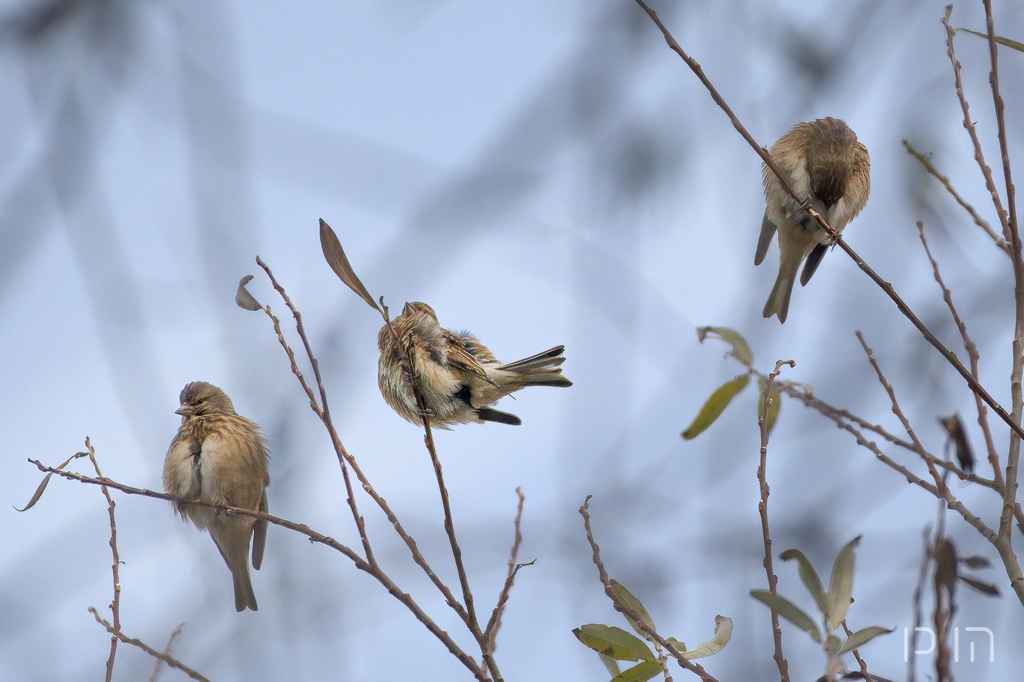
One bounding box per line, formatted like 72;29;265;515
599;653;620;677
956;27;1024;53
319;219;380;311
960;555;991;569
696;326;754;367
611;580;656;639
757;377;783;434
780;549;828;616
837;625;894;655
573;624;655;662
959;575;1000;596
682;374;750;440
825;536;861;633
750;590;822;643
14;473;53;512
666;637;686;652
681;615;733;659
933;538;958;601
610;660;662;682
234;274;262;311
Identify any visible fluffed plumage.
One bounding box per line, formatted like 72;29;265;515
377;301;572;427
755;117;871;323
162;381;270;612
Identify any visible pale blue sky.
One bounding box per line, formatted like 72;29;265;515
1;1;1021;680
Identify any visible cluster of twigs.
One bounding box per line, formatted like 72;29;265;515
632;0;1023;600
24;223;534;681
571;2;1020;681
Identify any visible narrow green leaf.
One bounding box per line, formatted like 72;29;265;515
320;219;381;312
837;625;894;655
14;473;53;512
599;653;620;677
696;326;754;367
780;549;828;616
573;624;656;662
826;536;862;633
682;374;750;440
756;377;783;433
750;590;822;643
956;27;1024;53
610;660;662;682
682;615;733;659
611;580;656;639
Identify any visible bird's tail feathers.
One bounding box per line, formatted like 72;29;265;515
476;407;523;425
496;346;572;388
763;271;796;323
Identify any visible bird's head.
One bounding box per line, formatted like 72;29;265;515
175;381;234;417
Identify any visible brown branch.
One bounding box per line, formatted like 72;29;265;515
149;622;185;682
903;141;1008;254
980;0;1024;608
840;620;873;681
634;0;1024;444
484;488;529;652
855;334;1000;546
758;360;794;682
579;497;719;682
89;608;210;682
776;380;1011;543
254;258;474;627
32;461;489;681
916;223;1009;494
373;298;502;681
83;437;119;682
942;7;1011;241
776;381;1003;491
256;256;374;565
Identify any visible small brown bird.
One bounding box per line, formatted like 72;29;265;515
378;301;572;427
163;381;270;612
755;117;871;323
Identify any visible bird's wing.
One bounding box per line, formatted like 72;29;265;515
755;211;777;266
252;489;268;570
443;329;499;386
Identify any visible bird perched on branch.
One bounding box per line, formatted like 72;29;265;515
755;117;870;323
163;381;270;612
378;301;572;427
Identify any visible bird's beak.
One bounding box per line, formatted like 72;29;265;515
175;406;191;417
402;302;412;315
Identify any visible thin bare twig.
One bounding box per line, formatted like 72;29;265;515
916;223;1011;499
256;256;374;565
83;437;119;682
903;141;1008;254
758;360;794;682
776;380;1004;491
149;623;185;682
980;0;1024;608
484;488;529;652
856;333;949;496
635;0;1024;443
32;461;489;681
907;529;931;682
579;497;719;682
254;258;475;628
854;335;999;546
89;609;209;682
